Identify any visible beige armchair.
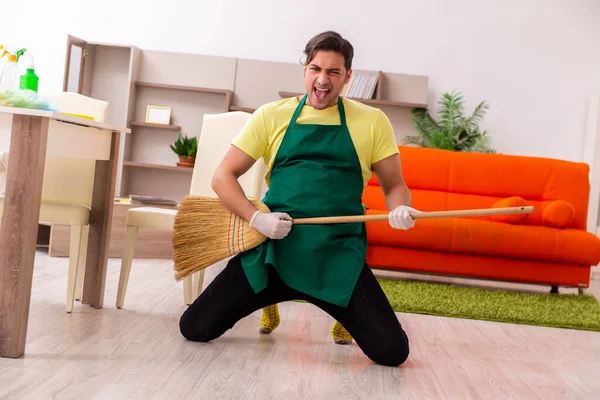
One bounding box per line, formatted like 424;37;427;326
116;111;266;309
0;92;110;313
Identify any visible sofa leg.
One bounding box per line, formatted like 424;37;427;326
578;288;584;295
550;285;559;294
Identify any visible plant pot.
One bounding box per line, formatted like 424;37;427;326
177;156;195;168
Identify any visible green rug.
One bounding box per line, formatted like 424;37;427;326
376;278;600;332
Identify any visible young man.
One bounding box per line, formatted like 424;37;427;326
179;31;418;367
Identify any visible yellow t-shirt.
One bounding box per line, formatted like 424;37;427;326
231;95;399;186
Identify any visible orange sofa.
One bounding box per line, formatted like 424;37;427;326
362;146;600;291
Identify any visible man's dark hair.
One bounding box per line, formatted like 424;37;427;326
302;31;354;71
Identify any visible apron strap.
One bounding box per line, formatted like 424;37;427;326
290;94;308;126
338;96;347;127
290;94;348;127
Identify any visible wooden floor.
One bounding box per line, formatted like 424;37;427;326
0;250;599;399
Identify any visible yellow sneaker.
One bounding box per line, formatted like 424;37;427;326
259;304;280;334
331;320;353;345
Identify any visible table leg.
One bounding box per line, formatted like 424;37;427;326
0;115;49;358
80;132;121;308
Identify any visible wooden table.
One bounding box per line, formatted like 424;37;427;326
0;106;129;358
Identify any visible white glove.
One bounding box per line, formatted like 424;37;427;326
389;205;418;230
249;210;293;239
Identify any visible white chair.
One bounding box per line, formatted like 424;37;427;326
116;111;267;309
0;92;110;313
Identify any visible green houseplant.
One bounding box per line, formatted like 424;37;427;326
404;90;496;153
170;133;198;167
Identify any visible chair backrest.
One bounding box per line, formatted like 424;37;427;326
47;92;110;122
189;112;267;200
0;92;110;206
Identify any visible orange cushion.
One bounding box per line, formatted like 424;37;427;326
362;187;533;224
362;186;571;228
542;200;574;228
490;196;528;224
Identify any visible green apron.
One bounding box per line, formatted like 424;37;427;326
240;94;367;307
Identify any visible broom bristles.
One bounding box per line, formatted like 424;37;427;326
172;196;270;280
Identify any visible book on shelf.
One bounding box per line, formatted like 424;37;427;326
340;72;379;100
115;195;178;207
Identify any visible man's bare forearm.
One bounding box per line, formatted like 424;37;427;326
385;183;412;211
211;171;260;222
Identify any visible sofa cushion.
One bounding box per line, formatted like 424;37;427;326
490;196;528;224
542;200;574;228
364;209;600;266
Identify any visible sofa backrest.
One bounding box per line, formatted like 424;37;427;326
363;146;591;230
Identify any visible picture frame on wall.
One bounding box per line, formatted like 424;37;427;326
145;105;172;125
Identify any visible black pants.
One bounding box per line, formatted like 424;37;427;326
179;254;410;367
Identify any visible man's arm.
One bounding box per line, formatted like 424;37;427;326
211;144;262;222
211;118;292;240
372;153;412;211
370;110;416;230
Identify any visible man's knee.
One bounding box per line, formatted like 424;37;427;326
179;307;219;342
382;340;410;367
179;314;203;342
361;330;410;367
370;338;409;367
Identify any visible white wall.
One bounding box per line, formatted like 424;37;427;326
1;0;599;162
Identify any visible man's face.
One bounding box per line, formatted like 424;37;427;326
303;50;351;110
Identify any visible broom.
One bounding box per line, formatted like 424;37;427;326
172;196;534;280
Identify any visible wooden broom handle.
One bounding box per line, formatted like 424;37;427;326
292;206;535;224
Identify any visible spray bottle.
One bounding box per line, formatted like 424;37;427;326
0;53;19;90
19;53;39;92
15;48;26;62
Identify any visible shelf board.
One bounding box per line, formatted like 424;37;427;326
229;105;256;113
129;121;181;130
123;161;194;172
136;81;232;95
278;91;426;109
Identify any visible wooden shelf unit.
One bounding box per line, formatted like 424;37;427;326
123;76;232;200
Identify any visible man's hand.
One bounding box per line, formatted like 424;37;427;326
250;210;293;239
389;205;418;230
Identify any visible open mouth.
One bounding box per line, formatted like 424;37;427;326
314;87;331;101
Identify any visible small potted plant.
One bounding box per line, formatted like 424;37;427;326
170;133;198;167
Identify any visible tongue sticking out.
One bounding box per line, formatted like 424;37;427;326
314;87;330;101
